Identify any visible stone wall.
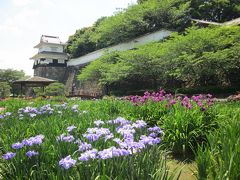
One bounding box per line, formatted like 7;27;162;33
63;65;103;97
34;66;66;83
67;30;172;66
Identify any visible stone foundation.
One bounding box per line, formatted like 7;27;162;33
34;65;103;97
64;65;103;97
34;66;66;83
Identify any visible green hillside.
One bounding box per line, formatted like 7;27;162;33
78;26;240;94
66;0;240;58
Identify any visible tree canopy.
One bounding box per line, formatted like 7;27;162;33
66;0;191;58
66;0;240;58
0;69;26;84
190;0;240;22
0;69;27;97
78;26;240;93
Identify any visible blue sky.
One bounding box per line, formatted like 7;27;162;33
0;0;137;75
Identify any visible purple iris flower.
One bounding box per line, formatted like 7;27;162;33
113;117;130;125
148;126;163;134
63;135;75;142
98;148;114;159
61;103;68;109
83;133;101;142
71;105;79;112
57;134;75;142
83;127;111;142
78;149;98;161
26;150;39;158
113;138;122;144
181;96;193;109
22;134;44;146
67;125;77;132
94;120;105;127
104;133;114;141
2;152;16;160
140;135;161;145
149;132;158;138
59;155;76;169
11;142;24;149
132;120;147;129
117;125;135;138
86;128;111;135
127;141;145;149
98;147;130;160
152;137;161;144
78;142;92;152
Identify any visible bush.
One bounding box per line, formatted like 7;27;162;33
44;83;65;96
124;90;217;157
0;82;11;98
196;103;240;179
79;26;240;94
66;0;191;58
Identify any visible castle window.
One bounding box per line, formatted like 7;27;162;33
40;58;46;61
53;59;58;64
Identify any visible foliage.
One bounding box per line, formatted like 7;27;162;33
33;87;44;97
44;83;65;96
0;99;173;179
0;82;11;98
66;0;191;58
0;96;239;178
66;0;239;58
137;0;149;4
190;0;240;22
79;26;240;93
125;90;217;157
0;69;26;84
65;27;97;58
0;69;28;96
196;102;240;179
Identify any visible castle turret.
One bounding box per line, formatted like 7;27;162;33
30;35;68;82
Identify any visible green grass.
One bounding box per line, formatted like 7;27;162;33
0;98;239;179
0;98;172;179
196;102;240;180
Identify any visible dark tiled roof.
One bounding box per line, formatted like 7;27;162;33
224;17;240;26
192;17;240;26
14;76;56;83
191;19;222;25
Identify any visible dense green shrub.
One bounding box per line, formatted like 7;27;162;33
0;69;27;96
190;0;240;22
66;0;191;58
161;104;217;157
0;69;25;83
66;0;240;58
44;83;65;96
0;98;175;179
121;94;218;157
0;82;11;98
196;103;240;179
79;26;240;94
0;97;239;178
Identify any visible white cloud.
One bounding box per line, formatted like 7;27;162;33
0;8;39;35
